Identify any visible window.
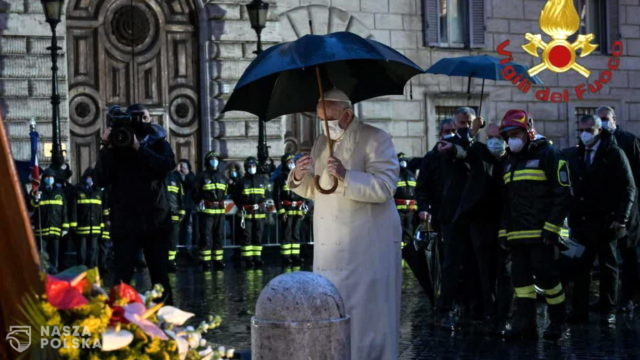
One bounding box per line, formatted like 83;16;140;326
575;106;614;123
573;0;619;54
424;0;485;48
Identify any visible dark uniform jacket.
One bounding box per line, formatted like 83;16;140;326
394;168;417;211
165;170;185;222
180;172;196;212
72;184;106;237
564;131;636;232
612;127;640;245
94;124;176;232
193;168;228;215
274;170;305;216
233;174;269;217
415;146;443;228
500;138;571;245
30;185;69;237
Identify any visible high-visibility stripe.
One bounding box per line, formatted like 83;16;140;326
77;199;102;205
543;222;563;235
252;246;263;257
246;214;266;219
168;250;177;261
242;188;265;195
278;208;285;214
397;181;407;187
202;183;227;191
76;226;103;231
179;210;186;215
241;246;253;257
62;223;69;229
542;283;563;296
543;283;567;305
69;222;78;228
498;229;507;238
507;230;542;240
167;185;180;193
103;209;110;216
546;293;566;305
102;232;110;239
199;209;225;214
407;180;416;186
171;215;181;222
503;169;547;184
283;184;290;191
33;199;64;206
514;285;537;299
286;210;304;216
396;205;418;211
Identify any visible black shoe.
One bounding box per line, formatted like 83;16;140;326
213;260;225;270
543;322;566;341
502;322;538;340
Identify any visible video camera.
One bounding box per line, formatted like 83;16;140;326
106;105;148;148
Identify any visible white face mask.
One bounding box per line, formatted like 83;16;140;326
580;131;598;146
601;120;615;132
508;137;525;153
248;167;257;175
322;120;345;141
487;138;506;157
399;160;407;168
287;162;295;170
442;133;456;140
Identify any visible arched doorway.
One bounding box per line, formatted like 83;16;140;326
66;0;201;179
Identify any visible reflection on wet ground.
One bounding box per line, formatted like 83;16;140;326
129;265;640;359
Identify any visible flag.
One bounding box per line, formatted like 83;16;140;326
29;122;40;193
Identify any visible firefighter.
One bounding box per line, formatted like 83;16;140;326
394;153;417;246
70;168;106;268
499;110;571;341
233;157;269;267
193;151;228;270
274;153;306;265
30;167;69;273
166;165;185;271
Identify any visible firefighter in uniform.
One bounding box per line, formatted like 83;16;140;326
194;151;228;270
166;166;185;271
70;168;106;268
394;153;417;246
30;167;69;273
499;110;571;340
234;157;269;267
275;153;306;265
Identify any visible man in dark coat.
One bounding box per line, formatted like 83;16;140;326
94;104;176;302
597;106;640;312
564;114;636;323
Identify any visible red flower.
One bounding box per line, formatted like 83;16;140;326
109;305;129;325
45;275;89;310
109;283;143;305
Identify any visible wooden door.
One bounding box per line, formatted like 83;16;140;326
66;0;200;181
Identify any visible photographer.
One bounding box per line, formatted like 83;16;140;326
94;104;176;303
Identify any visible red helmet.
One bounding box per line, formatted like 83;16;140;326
499;110;531;134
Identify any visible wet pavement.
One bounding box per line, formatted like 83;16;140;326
128;262;640;359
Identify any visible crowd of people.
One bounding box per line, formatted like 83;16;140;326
393;105;640;341
26;101;640;340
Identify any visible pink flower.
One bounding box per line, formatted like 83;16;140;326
123;303;168;340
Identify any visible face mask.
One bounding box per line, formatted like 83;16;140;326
400;160;407;168
209;159;219;169
287;162;295;170
85;177;93;187
580;131;598;146
44;177;54;187
457;127;471;140
442;133;455;140
508;137;525;153
487;138;506;157
322;120;345;140
231;171;238;178
248;167;257;175
601;120;614;132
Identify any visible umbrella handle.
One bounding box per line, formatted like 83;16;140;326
314;174;339;194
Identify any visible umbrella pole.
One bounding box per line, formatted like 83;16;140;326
467;75;471;102
479;78;485;116
313;66;338;194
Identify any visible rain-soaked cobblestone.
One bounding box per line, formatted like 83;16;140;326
128;262;640;359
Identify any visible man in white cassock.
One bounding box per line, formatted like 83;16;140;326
288;89;402;359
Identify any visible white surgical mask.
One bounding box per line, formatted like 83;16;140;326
248;167;257;175
85;177;93;187
487;138;506;157
580;131;598;146
209;159;219;169
601;120;615;133
400;160;407;168
508;137;525;153
442;133;456;140
44;177;55;187
287;162;295;170
322;120;345;141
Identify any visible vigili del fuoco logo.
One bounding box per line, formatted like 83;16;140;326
495;0;623;103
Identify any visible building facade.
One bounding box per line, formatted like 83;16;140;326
1;0;639;178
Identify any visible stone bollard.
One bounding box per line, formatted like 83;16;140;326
251;271;350;360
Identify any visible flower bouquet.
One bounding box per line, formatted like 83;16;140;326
17;266;234;360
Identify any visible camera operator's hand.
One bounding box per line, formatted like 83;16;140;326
132;134;141;151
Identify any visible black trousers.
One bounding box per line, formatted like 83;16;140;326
36;235;60;273
437;221;496;317
168;220;181;262
180;209;197;249
281;214;303;258
76;234;99;267
619;242;639;304
242;217;265;259
399;210;415;243
199;214;225;262
112;226;172;304
572;229;619;315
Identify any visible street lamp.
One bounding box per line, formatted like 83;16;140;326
41;0;65;171
245;0;270;173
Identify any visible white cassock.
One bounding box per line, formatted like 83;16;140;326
288;117;402;360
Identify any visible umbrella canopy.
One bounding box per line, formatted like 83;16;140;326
425;55;543;84
223;31;424;121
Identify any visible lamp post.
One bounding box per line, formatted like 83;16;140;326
41;0;65;171
246;0;270;173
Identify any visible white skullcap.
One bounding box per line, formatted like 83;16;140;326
320;88;351;106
